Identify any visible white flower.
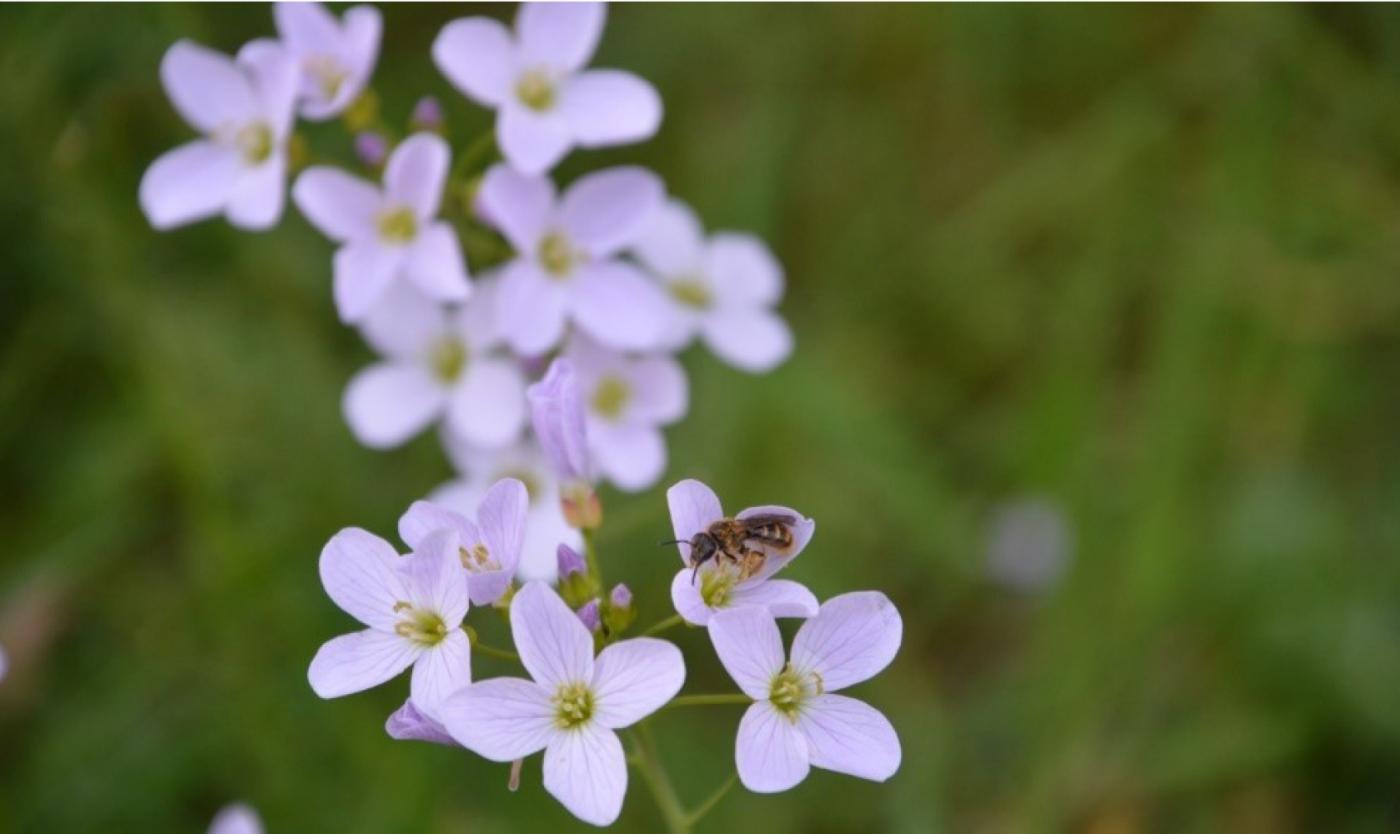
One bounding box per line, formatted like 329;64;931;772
567;335;687;492
709;593;902;793
434;433;582;583
440;582;685;826
208;804;263;834
342;281;524;450
433;2;661;175
308;527;471;721
476;163;670;355
398;477;529;607
632;199;792;372
140;40;298;231
293;133;471;323
273;2;381;120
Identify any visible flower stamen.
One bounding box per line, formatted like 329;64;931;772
699;565;739;609
234;122;274;165
669;278;713;310
392;601;448;646
515;68;556;112
590;376;632;421
551;681;595;729
537;231;578;278
378;205;419;245
769;663;817;719
429;337;468;382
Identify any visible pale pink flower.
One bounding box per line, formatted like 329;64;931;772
527;357;592;485
293;133;471;323
273;2;381;120
477;164;670;355
308;527;471;721
140;40;298;231
398;478;528;607
709;593;902;793
208;804;263;834
567;335;687;492
343;281;523;451
433;2;661;175
385;699;457;747
631;198;792;372
665;479;817;626
440;582;685;826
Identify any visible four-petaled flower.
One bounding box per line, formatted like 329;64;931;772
308;526;471;721
478;163;670;355
398;477;528;607
294;132;471;323
273;2;381;121
567;335;687;492
343;281;522;450
140;40;298;231
208;804;264;834
440;581;685;826
433;2;661;175
709;592;902;793
632;198;793;373
666;479;818;626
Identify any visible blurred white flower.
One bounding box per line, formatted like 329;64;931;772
140;40;298;231
293;133;471;323
477;163;670;355
0;643;6;684
984;497;1073;595
208;804;263;834
632;199;792;372
567;335;687;492
273;2;381;120
343;281;523;450
433;2;661;175
435;434;582;583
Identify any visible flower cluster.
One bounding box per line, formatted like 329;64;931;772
146;3;899;830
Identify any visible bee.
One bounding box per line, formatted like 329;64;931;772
664;513;799;583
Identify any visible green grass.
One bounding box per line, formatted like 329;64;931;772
3;4;1400;832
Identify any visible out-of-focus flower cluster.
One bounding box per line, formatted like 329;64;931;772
146;4;896;830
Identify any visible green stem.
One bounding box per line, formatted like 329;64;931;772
464;626;519;661
455;130;497;176
642;613;685;636
582;527;604;592
628;723;690;834
685;772;737;827
663;693;751;711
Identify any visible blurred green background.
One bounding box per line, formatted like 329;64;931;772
4;3;1400;832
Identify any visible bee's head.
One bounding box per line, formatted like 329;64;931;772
658;533;719;584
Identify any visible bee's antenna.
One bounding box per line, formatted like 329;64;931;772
657;539;687;547
691;563;701;585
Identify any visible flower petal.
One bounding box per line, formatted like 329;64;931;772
402;528;470;628
559;167;664;258
631;198;705;277
476;163;555;253
236;39;299;137
570;261;668;351
139;141;240;230
708;606;784;699
333;241;403;323
226;153;287;231
543;723;626;826
791;591;902;692
516;1;605;73
160;40;256;132
706;233;784;306
497;260;569;356
511;580;595;688
404;222;472;302
308;629;420;698
410;628;472;720
527;358;591;483
498;104;572;176
446;358;527;449
591;638;685;729
797;694;901;782
385;133;450;219
666;479;723;562
735;505;815;583
627;356;688;425
735;701;810;794
478;477;529;576
319;527;408;630
342;361;445;449
439;677;556;761
208;803;263;834
670;568;714;626
560;70;661;148
273;1;341;55
728;579;819;620
292;166;381;242
432;17;517;107
398;500;478;553
358;282;447;359
700;307;793;373
385;699;457;747
589;422;665;493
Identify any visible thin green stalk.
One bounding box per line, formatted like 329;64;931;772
628;723;689;834
642;613;685;636
582;527;604;592
685;772;737;827
663;693;751;711
464;626;519;661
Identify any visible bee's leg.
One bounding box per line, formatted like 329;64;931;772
738;548;767;581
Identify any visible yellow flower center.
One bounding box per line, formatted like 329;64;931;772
590;375;632;421
378;206;419;245
537;231;578;278
304;54;347;101
430;337;468;383
515;68;556;112
769;663;822;719
392;602;448;646
699;567;738;609
552;681;595;729
235;122;274;165
669;278;713;310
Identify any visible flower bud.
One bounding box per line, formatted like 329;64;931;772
557;544;585;580
604;583;635;635
609;583;632;610
411;95;444;131
354;131;388;168
557;543;594;607
576;598;601;633
527;359;592;489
